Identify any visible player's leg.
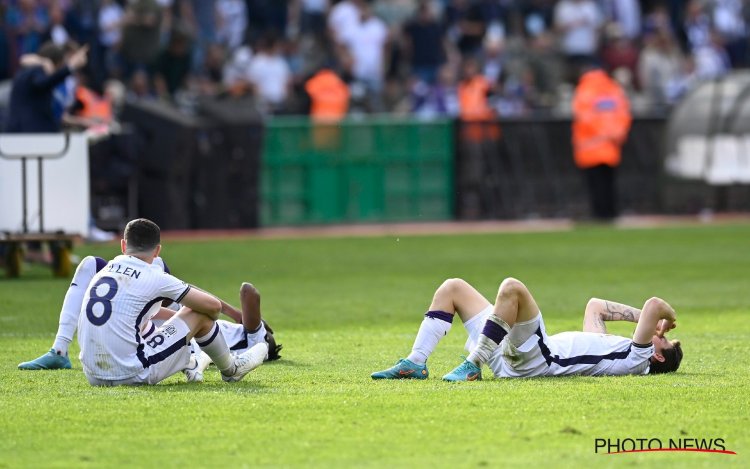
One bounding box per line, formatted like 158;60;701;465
444;278;541;381
18;256;105;370
179;307;267;383
371;278;491;379
238;282;271;347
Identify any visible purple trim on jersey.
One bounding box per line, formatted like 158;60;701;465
141;322;157;339
425;310;454;323
94;257;108;273
135;297;171;368
161;260;170;274
632;341;652;348
196;324;219;347
143;335;189;366
534;328;631;367
174;285;191;304
481;319;508;344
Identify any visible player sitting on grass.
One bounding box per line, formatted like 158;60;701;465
371;277;682;381
19;257;282;376
47;218;266;386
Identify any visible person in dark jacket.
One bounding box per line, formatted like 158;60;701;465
5;41;88;133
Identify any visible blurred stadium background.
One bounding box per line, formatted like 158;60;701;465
0;0;750;252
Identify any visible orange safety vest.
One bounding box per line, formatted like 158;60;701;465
572;70;631;169
305;69;350;121
458;75;499;141
75;86;113;122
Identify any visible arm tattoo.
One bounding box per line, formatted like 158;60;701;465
603;301;638;322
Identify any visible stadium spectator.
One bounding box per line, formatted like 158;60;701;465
637;27;684;106
300;0;330;35
410;64;459;118
5;42;88;133
41;3;71;46
328;0;362;43
602;0;641;40
600;23;639;86
154;27;193;98
554;0;604;82
246;33;292;113
444;0;489;57
97;0;125;77
712;0;748;67
215;0;247;51
572;65;631;221
338;1;389;110
6;0;50;64
120;0;163;78
403;0;446;85
371;277;681;381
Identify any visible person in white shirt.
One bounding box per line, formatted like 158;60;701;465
247;33;292;112
338;2;389;105
76;218;267;386
555;0;603;81
372;277;682;381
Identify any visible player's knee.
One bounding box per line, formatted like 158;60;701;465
497;277;525;298
240;282;260;300
440;278;466;294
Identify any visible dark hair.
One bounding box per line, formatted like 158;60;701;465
37;42;65;67
649;340;683;374
124;218;161;253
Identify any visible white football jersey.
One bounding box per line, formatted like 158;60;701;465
539;332;652;376
78;255;191;380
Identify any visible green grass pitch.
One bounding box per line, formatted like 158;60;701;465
0;223;748;468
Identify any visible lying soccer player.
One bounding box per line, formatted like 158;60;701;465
371;277;682;381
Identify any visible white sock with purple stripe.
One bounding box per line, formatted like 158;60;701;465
195;323;234;374
467;315;510;366
407;310;454;365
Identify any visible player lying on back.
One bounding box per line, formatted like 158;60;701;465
176;282;283;382
371;277;682;381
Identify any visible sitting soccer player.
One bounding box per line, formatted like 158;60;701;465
20;218;270;386
19;258;281;374
371;277;682;381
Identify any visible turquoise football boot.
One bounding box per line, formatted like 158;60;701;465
18;348;72;370
371;358;428;380
442;359;482;381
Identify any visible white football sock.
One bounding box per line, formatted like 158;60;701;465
196;323;234;374
245;322;267;347
467;315;510;366
52;256;100;355
407;311;454;365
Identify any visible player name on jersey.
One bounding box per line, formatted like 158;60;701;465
107;263;142;279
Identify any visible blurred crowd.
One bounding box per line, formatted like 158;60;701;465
1;0;749;120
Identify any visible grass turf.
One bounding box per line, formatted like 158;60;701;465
0;223;748;468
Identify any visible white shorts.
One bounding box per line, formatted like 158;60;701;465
463;305;550;378
86;318;192;386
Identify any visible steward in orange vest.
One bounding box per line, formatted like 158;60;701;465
572;69;631;169
305;68;350;122
458;58;499;141
572;68;631;220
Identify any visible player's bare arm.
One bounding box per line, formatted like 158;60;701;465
180;288;222;320
632;297;677;345
583;298;642;333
